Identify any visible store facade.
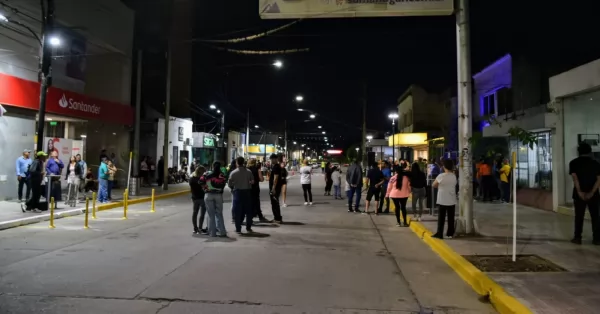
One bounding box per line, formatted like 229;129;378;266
549;58;600;213
156;118;194;172
192;132;218;166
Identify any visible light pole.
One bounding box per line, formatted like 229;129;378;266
1;1;59;152
389;113;399;164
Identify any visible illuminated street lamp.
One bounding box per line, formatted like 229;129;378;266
310;114;316;119
295;95;303;102
388;113;399;163
210;104;217;110
273;60;283;68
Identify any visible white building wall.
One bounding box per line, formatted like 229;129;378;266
550;58;600;99
157;118;193;171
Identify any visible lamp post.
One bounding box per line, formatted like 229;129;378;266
388;113;399;164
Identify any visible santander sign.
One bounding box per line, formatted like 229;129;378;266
58;94;101;115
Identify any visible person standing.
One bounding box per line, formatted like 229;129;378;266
409;162;427;221
324;162;333;196
280;161;289;207
432;159;458;239
386;167;411;226
97;158;109;204
46;151;64;208
346;159;363;213
299;160;313;205
499;158;512;203
569;143;600;245
378;161;391;214
364;163;384;214
76;154;87;196
479;159;493;202
248;158;269;222
321;160;326;174
22;151;47;212
229;157;255;234
140;157;149;187
200;161;227;237
107;160;117;201
64;156;82;206
189;166;207;235
331;166;342;199
268;154;284;223
16;149;32;202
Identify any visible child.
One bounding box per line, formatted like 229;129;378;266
331;167;342;199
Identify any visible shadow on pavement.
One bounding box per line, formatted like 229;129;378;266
281;221;305;226
252;223;280;228
242;232;270;238
193;235;238;243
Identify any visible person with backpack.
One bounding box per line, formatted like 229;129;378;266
22;151;48;213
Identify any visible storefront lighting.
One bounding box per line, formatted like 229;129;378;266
80;135;87;138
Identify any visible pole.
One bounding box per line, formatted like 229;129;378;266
512;151;517;261
84;197;90;229
126;151;132;194
456;0;474;234
123;189;129;219
392;119;396;164
91;195;97;219
92;192;96;216
49;197;55;229
361;82;367;169
284;120;288;161
151;188;156;213
221;113;225;146
133;49;142;176
246;109;250;159
163;41;172;191
35;0;56;152
263;132;267;162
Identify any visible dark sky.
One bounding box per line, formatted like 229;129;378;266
191;0;600;149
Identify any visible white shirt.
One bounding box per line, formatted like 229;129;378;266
300;166;312;184
436;172;457;206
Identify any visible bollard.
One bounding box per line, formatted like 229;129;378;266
92;192;97;215
151;189;156;213
84;197;90;229
92;196;97;219
122;189;128;220
49;197;55;229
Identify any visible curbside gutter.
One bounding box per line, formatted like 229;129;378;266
408;220;532;314
0;191;190;231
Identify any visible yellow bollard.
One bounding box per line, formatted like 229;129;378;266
49;197;55;229
122;189;128;220
151;189;156;213
84;197;90;229
92;192;97;215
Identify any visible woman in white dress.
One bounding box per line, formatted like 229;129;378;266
65;156;82;206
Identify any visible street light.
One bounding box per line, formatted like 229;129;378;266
49;36;61;46
216;109;221;114
209;104;217;109
295;95;304;102
255;125;259;128
309;114;316;119
318;125;322;129
297;108;303;112
273;60;283;68
388;113;399;163
366;135;373;141
322;131;326;134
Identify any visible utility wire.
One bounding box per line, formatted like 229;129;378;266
201;43;309;55
190;20;301;44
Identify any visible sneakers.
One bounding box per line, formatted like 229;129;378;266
283;203;287;207
571;238;582;245
309;202;313;206
304;202;308;206
431;233;444;239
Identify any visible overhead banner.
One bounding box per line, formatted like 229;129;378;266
259;0;454;19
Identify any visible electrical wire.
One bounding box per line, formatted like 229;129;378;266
201;43;309;55
190;20;301;44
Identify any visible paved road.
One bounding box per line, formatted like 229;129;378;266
0;175;494;313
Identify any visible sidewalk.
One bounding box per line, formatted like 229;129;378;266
0;184;191;231
418;201;600;313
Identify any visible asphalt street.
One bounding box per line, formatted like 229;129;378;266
0;174;494;314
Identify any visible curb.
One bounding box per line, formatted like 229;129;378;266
0;190;190;231
408;220;532;314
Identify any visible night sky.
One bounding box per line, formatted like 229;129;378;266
191;0;600;149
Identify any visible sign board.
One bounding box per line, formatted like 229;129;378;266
203;136;215;148
259;0;454;19
178;127;184;141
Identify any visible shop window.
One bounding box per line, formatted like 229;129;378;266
510;131;552;190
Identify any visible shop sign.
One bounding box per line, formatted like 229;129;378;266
178;127;184;141
203;136;215;147
0;73;134;125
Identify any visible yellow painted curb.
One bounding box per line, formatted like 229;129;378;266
408;220;532;314
97;190;189;212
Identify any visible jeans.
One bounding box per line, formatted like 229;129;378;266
192;198;207;231
481;175;494;201
347;186;361;210
573;197;599;241
411;187;426;216
378;187;389;213
269;187;283;221
333;185;341;198
233;189;253;232
97;179;108;203
205;193;226;237
392;197;408;224
436;205;456;237
108;180;114;200
302;184;313;202
251;188;265;219
501;181;510;202
17;177;30;201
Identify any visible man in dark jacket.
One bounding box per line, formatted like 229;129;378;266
346;159;363;212
189;166;207;234
23;151;48;212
